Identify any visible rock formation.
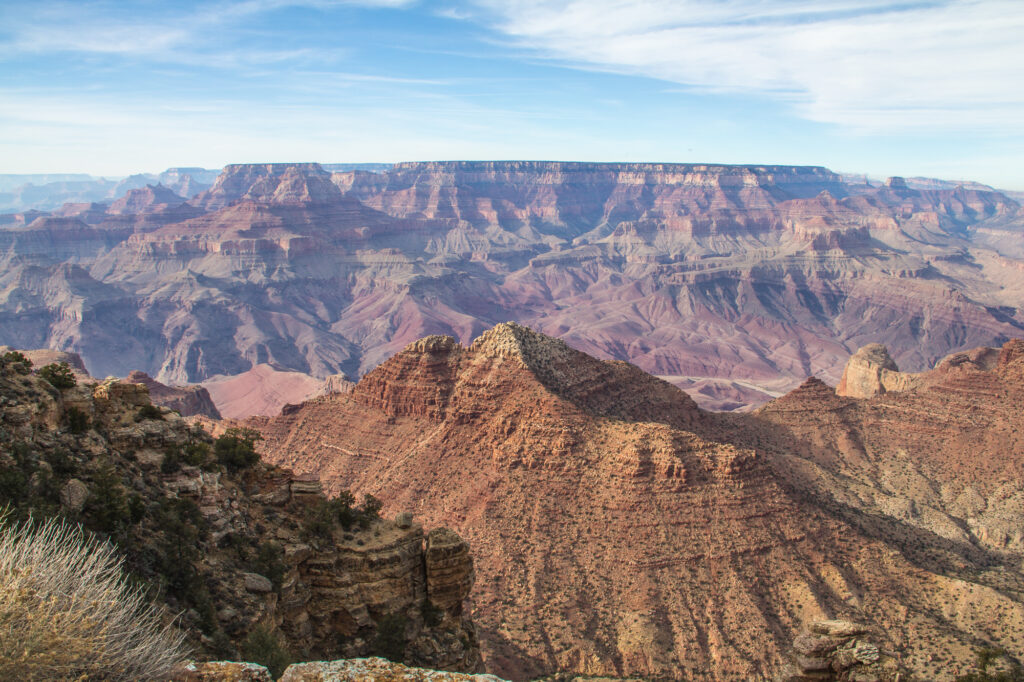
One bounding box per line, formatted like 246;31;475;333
746;338;1024;555
3;161;1023;414
0;353;481;672
251;324;1024;681
125;370;222;418
835;344;922;398
775;621;904;682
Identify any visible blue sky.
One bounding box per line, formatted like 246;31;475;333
2;0;1023;188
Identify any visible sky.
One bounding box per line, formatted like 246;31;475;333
2;0;1023;189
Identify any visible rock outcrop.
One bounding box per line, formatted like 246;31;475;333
280;658;504;681
751;338;1024;557
835;344;922;398
125;370;222;418
776;621;903;682
0;355;482;673
178;657;507;682
108;183;186;214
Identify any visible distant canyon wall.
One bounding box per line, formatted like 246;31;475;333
1;161;1022;411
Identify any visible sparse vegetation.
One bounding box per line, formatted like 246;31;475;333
66;405;90;433
956;647;1024;681
161;440;214;473
253;541;287;591
135;403;164;421
214;427;263;471
371;612;408;662
241;624;292;679
0;513;186;680
1;350;32;373
303;491;382;540
37;361;77;389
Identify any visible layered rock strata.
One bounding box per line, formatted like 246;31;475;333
252;324;1024;681
4;161;1023;413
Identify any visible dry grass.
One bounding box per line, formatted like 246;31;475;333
0;513;187;680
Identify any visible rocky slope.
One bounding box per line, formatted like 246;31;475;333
250;323;1024;681
0;353;481;673
739;339;1024;556
2;161;1023;414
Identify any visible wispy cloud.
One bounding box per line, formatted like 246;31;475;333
1;0;415;58
466;0;1024;132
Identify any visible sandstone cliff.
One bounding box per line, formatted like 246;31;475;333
835;344;922;398
252;324;1024;681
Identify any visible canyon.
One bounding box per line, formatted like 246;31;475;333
2;161;1023;414
251;322;1024;681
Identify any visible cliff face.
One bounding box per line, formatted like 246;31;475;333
0;357;481;672
252;324;1024;681
835;344;922;398
747;339;1024;555
2;161;1023;413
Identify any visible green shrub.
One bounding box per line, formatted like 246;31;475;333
0;514;186;680
184;441;213;468
253;541;287;591
135;404;164;421
84;464;130;541
37;362;77;389
1;350;32;374
303;490;384;540
161;446;183;474
358;494;382;528
65;406;90;434
241;624;292;679
214;427;263;471
372;612;408;662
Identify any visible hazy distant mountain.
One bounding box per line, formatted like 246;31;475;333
0;167;220;212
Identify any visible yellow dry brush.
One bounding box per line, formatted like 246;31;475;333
0;512;187;680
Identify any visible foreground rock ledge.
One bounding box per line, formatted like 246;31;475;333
177;657;509;681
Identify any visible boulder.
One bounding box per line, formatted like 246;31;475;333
59;478;89;512
243;572;274;593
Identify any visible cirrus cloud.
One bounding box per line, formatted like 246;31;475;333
466;0;1024;132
